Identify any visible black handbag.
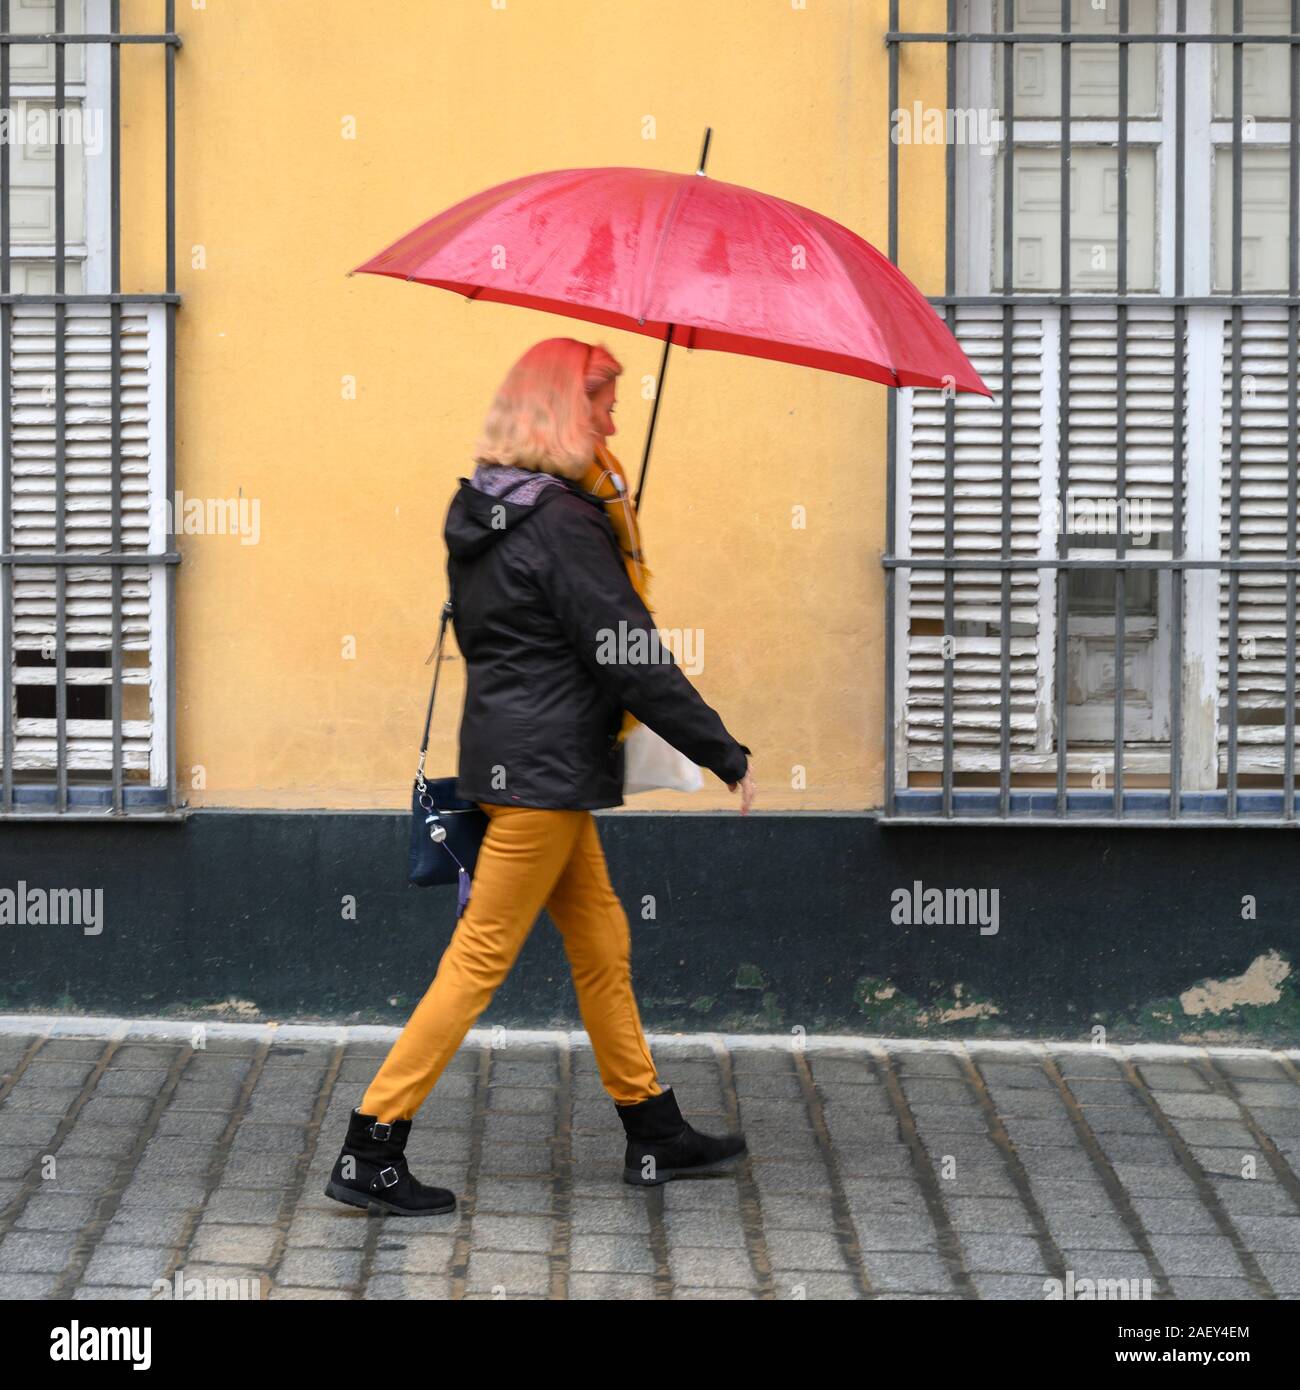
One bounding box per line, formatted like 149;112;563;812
408;598;488;916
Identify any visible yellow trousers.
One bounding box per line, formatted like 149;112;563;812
360;802;664;1121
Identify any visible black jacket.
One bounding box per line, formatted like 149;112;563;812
443;473;751;810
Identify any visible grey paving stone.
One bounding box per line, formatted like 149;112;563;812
16;1062;97;1088
860;1251;955;1292
758;1194;841;1232
910;1108;991;1134
977;1064;1055;1090
14;1193;98;1232
472;1213;554;1254
1137;1065;1210;1092
272;1285;354;1300
93;1070;170;1098
849;1211;940;1250
478;1142;554;1177
1041;1210;1135;1247
464;1250;551;1295
0;1230;80;1275
944;1198;1039;1234
1151;1092;1242;1120
190;1223;279;1265
56;1124;139;1158
1079;1108;1164;1135
771;1271;862;1298
154;1110;228;1140
1057;1248;1152;1276
1128;1198;1221;1235
897;1079;979;1106
667;1246;755;1287
1229;1082;1300;1108
984;1088;1065;1116
1092;1135;1180;1163
568;1271;657;1299
472;1179;554;1215
1005;1146;1096;1180
359;1275;455;1302
659;1180;741;1210
1049;1055;1126;1080
807;1057;875;1085
570;1233;656;1275
3;1086;82;1114
0;1273;60;1299
1000;1119;1082;1146
1102;1165;1199;1197
483;1112;556;1143
1144;1235;1248;1278
83;1245;172;1286
202;1187;285;1223
892;1054;966;1078
78;1096;153;1127
275;1248;363;1289
1166;1277;1261;1299
101;1209;193;1247
763;1228;850;1272
672;1285;761;1299
370;1236;456;1276
750;1162;835;1195
957;1233;1050;1274
0;1114;62;1146
1230;1217;1300;1252
1252;1251;1300;1292
1166;1121;1257;1149
72;1286;156;1301
117;1178;210;1209
733;1074;804;1100
973;1272;1061;1299
663;1209;747;1248
568;1198;651;1234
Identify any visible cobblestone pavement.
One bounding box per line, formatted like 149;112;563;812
1;1020;1299;1300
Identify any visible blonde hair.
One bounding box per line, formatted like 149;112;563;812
473;337;622;480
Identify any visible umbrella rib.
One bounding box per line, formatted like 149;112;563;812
638;174;696;329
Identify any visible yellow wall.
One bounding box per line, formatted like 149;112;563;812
125;0;946;811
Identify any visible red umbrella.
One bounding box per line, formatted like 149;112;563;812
353;130;991;507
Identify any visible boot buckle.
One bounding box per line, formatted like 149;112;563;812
370;1121;393;1141
375;1166;400;1189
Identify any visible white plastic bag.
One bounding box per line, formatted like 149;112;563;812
622;723;703;795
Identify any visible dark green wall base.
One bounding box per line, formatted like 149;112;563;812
1;810;1297;1044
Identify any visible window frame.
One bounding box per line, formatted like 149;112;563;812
883;0;1300;824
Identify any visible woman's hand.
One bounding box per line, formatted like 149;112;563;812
726;762;755;815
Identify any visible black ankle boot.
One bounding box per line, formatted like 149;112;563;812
324;1107;457;1216
615;1085;747;1187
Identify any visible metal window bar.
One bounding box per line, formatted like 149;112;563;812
0;7;182;819
884;4;1300;826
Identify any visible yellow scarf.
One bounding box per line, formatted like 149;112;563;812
577;441;652;745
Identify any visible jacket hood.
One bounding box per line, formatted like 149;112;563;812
445;472;596;562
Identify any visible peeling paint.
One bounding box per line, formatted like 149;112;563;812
197;997;261;1019
1179;951;1291;1017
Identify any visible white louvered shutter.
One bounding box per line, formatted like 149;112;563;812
1218;306;1292;775
1060;305;1179;743
7;303;161;776
899;307;1050;775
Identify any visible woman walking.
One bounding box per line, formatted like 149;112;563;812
327;337;756;1216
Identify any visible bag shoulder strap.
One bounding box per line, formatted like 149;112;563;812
416;599;454;783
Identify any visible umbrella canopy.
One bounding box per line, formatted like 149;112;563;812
352;164;991;398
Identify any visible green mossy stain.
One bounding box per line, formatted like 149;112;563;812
734;963;765;991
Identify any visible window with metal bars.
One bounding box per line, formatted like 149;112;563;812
884;0;1300;823
0;0;178;817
